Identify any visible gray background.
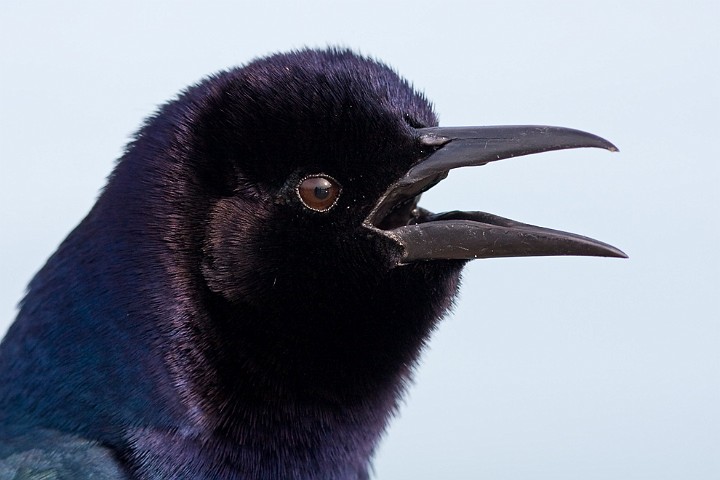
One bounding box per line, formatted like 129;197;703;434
1;1;718;478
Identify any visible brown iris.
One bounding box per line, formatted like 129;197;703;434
297;175;341;212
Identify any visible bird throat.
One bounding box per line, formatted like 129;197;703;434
144;263;462;479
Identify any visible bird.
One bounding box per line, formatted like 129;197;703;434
0;48;625;479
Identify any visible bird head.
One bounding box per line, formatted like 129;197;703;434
154;49;625;317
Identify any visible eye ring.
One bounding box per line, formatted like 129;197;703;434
296;174;342;212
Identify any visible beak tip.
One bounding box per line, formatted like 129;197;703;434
605;247;628;259
592;135;619;153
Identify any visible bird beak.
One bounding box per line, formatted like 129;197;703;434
364;125;627;263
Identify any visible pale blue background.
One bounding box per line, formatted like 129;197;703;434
1;1;718;478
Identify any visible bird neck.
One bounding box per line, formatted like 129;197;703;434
131;294;415;478
128;264;461;479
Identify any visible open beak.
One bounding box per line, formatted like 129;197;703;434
364;125;627;263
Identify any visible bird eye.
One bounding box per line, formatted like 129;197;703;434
297;175;341;212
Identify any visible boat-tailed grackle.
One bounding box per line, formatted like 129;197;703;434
0;48;625;479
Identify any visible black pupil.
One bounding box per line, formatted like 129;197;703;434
314;186;330;200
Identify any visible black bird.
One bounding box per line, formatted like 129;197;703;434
0;48;625;479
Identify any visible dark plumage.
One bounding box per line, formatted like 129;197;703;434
0;48;624;479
